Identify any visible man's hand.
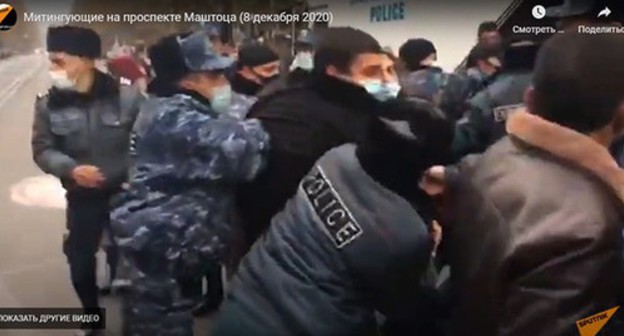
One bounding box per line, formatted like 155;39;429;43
71;165;105;188
420;165;446;196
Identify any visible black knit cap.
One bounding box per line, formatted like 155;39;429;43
47;26;101;59
399;38;437;72
237;43;278;68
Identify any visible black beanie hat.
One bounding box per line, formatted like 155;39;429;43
146;32;192;97
47;26;101;59
237;43;278;68
399;38;437;72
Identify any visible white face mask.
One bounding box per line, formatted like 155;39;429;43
290;52;314;71
49;70;76;90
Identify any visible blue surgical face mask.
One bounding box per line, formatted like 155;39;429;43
361;80;401;102
211;84;232;114
290;52;314;71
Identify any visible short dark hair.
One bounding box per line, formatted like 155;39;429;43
532;33;624;133
313;27;382;73
478;21;498;37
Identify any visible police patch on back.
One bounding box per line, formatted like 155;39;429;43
493;103;524;122
301;166;363;249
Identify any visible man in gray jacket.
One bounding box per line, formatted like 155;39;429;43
31;26;143;335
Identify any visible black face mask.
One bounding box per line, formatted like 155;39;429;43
253;70;279;85
232;73;279;96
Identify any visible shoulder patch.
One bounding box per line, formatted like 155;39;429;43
493;103;524;123
301;166;363;249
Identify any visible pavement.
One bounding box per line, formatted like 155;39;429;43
0;55;213;336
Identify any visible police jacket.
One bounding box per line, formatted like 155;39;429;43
111;91;269;281
213;144;435;336
451;71;532;159
237;73;379;251
31;71;144;192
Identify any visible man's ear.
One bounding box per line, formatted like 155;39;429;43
178;78;194;91
238;65;252;79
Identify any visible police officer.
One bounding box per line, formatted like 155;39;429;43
451;40;539;158
228;43;280;120
111;30;269;336
438;44;502;121
212;98;454;336
398;38;446;103
31;26;144;336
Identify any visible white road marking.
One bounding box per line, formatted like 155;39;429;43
9;175;66;209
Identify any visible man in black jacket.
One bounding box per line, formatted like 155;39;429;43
236;27;401;256
213;98;454;336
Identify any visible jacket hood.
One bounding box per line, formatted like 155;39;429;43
507;110;624;204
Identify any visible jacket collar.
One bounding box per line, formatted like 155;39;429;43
507;110;624;203
308;73;380;114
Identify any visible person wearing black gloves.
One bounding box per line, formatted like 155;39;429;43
212;98;454;336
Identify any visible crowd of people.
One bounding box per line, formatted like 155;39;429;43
29;1;624;335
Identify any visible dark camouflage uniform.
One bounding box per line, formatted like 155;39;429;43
399;67;450;104
451;71;531;158
399;67;485;121
438;68;491;121
111;92;269;336
227;92;257;120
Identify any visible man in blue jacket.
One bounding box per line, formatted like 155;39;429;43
212;98;454;336
111;30;270;335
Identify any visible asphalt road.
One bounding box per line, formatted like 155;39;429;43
0;55;212;336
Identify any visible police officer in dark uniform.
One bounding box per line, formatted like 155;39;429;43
451;40;539;158
31;26;144;336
